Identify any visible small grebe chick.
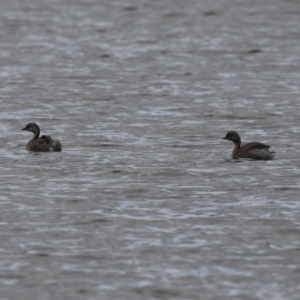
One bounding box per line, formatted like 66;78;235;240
22;123;62;152
223;131;273;160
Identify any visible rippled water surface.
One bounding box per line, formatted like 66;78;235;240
1;0;300;299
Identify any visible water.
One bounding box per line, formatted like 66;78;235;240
1;0;300;299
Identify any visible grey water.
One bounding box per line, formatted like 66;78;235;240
1;0;300;299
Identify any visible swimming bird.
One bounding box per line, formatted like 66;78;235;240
223;131;273;160
22;123;62;152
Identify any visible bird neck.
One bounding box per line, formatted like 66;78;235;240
30;128;40;141
231;141;241;158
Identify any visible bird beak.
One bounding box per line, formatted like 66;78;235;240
222;137;227;140
22;127;26;131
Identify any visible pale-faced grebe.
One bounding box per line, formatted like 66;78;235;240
22;123;62;152
223;131;273;160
